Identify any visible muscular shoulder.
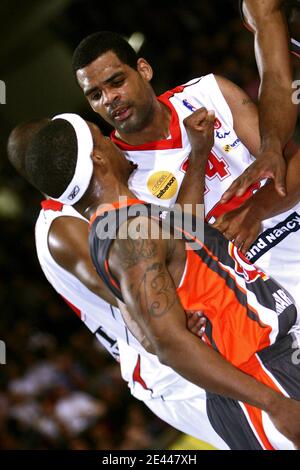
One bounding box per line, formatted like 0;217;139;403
48;215;89;268
214;75;260;156
214;75;255;108
48;215;117;305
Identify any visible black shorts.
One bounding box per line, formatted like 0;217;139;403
206;333;300;449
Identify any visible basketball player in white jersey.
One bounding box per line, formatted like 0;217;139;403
8;115;229;450
72;31;300;308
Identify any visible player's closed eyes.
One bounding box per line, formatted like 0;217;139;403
112;79;125;87
91;92;101;102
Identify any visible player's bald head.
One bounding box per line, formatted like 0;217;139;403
7;118;50;179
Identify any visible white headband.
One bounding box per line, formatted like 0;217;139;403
51;113;94;205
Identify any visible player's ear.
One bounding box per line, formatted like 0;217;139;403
137;58;153;82
92;149;108;175
92;149;106;166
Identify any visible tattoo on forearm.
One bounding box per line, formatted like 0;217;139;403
242;98;252;105
135;262;176;318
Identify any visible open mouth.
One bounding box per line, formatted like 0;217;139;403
113;107;132;122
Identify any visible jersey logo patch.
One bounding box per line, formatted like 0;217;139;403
223;139;241;152
147;171;178;200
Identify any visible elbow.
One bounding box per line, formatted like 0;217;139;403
150;323;189;367
153;339;177;368
156;349;173;368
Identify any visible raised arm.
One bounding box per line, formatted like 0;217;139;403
176;107;215;210
213;140;300;252
211;76;300;251
109;216;300;447
225;0;298;197
244;0;297;149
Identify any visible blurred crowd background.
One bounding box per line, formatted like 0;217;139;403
0;0;299;450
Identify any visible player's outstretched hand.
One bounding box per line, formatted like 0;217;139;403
212;203;261;254
220;149;287;204
183;107;215;163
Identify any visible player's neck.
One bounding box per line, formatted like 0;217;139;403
115;100;171;145
76;180;135;220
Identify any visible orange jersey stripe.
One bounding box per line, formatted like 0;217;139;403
177;248;272;367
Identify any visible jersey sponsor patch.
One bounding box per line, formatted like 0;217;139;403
247;212;300;262
147;171;178;200
223;138;241;153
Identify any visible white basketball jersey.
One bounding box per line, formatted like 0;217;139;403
112;74;255;211
112;74;300;306
35;200;204;401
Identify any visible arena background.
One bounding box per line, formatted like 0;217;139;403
0;0;299;450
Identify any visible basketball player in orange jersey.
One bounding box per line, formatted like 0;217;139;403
24;110;300;450
8;113;231;450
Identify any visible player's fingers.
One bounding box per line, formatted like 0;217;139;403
212;214;229;231
200;112;216;134
186;311;200;326
183;107;208;127
223;231;235;241
234;174;256;197
206;110;215;123
187;318;203;334
197;325;206;338
220;179;243;203
211;214;224;228
240;236;254;254
233;233;246;250
212;220;226;233
274;167;287;197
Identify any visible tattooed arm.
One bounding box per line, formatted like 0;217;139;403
108;215;300;446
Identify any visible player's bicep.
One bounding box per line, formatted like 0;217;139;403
215;75;261;157
112;219;187;350
120;259;187;352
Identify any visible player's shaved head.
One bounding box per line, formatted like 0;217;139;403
7;118;51;179
25;119;78;198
